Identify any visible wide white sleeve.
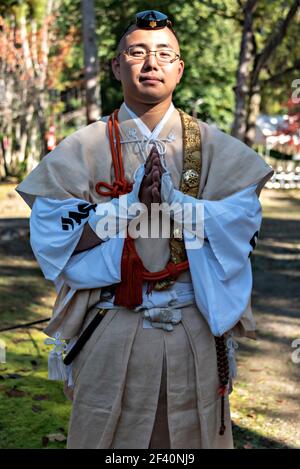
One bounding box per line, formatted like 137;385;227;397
161;173;262;336
183;184;262;336
30;197;97;282
161;172;261;279
30;196;130;289
198;182;261;281
60;232;125;290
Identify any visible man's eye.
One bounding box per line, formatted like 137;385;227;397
159;51;172;58
131;49;145;56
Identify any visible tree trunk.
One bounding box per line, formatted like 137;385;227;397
81;0;101;124
36;95;48;158
2;74;14;174
27;117;41;172
14;102;35;166
245;84;261;147
231;0;257;141
32;1;54;159
0;139;8;179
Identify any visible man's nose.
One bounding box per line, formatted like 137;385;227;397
143;52;159;69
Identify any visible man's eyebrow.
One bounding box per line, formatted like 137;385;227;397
128;42;174;49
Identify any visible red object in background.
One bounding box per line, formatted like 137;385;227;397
46;125;56;151
3;136;9;151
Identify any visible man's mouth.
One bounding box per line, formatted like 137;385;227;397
139;76;163;82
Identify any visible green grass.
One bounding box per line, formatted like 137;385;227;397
0;329;71;449
0;256;56;326
0;253;71;449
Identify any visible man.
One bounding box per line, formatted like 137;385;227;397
16;10;273;449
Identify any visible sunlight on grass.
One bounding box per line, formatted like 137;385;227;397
0;329;71;449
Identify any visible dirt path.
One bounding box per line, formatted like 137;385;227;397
231;189;300;448
0;183;299;448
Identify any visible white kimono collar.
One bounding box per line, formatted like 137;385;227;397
123;101;175;140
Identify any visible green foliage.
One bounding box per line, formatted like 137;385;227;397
0;0;48;25
2;0;299;134
252;0;300;115
88;0;241;130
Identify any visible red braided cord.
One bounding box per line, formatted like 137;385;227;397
108;113;120;180
95;110;133;198
113;109;125;181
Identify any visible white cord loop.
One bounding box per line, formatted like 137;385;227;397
226;332;239;379
118;131;176;171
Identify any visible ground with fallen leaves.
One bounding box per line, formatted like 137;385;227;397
231;189;300;449
0;183;299;449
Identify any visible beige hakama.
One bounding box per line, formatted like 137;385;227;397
66;302;233;449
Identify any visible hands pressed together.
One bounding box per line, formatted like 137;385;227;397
138;145;166;211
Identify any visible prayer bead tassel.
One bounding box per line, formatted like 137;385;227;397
214;335;230;436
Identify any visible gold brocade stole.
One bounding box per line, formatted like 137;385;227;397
153;108;202;291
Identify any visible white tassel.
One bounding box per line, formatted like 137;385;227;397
226;333;239;379
44;332;68;381
47;350;67;381
64;337;77;387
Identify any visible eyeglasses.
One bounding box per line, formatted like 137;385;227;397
119;45;180;64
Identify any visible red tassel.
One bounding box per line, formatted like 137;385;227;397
218;385;228;397
146;281;155;297
219;395;226;435
218;385;228;435
114;236;144;309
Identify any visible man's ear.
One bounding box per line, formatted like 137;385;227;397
176;60;184;85
111;57;121;81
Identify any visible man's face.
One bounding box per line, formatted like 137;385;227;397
112;26;184;105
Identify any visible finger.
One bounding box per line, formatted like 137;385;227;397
147;146;158;163
144;157;152;175
152;185;160;203
152;167;161;183
144;172;153;187
154;155;164;174
149;147;159;163
150;146;159;158
150;145;159;156
150;150;165;175
146;146;164;176
151;155;160;168
158;158;166;174
146;154;158;171
141;189;153;209
145;147;157;168
152;179;160;190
